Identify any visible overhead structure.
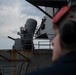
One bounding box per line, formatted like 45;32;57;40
26;0;76;19
26;0;68;8
26;0;69;19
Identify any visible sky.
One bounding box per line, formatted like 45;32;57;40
0;0;45;49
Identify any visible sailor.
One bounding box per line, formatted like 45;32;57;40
25;3;76;75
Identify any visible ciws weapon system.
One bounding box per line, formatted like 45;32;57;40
8;18;37;50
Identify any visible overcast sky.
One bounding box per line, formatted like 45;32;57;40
0;0;45;49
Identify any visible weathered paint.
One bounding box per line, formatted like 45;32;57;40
0;49;52;75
